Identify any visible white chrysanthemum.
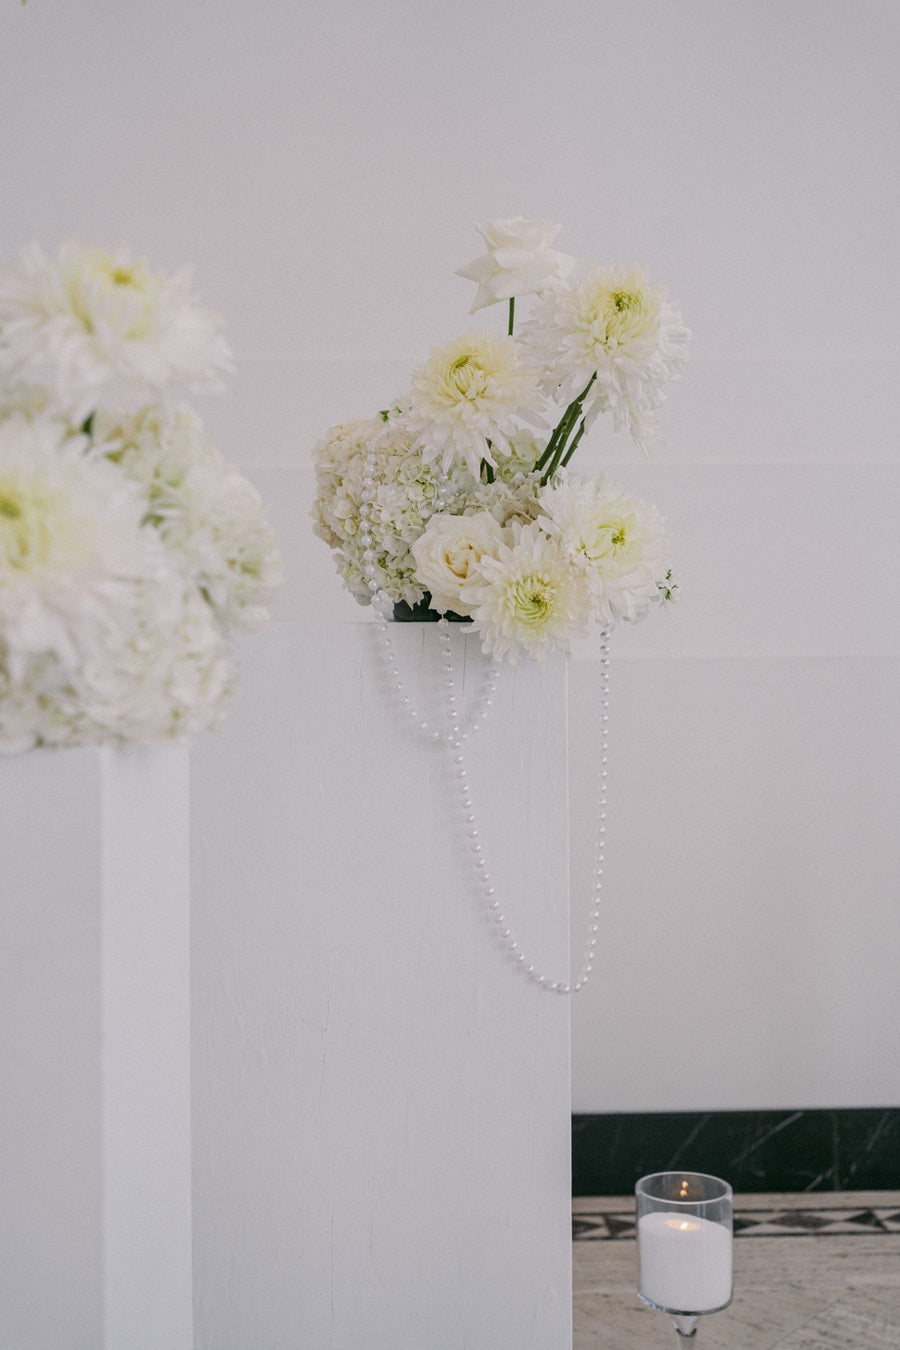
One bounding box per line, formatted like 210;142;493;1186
539;473;670;623
404;330;544;478
0;242;232;421
0;414;156;667
455;216;577;312
0;413;232;752
312;416;475;606
411;511;507;616
460;519;590;663
94;404;282;633
0;380;55;423
520;264;690;451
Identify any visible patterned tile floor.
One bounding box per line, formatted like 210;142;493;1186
573;1191;900;1348
574;1201;900;1242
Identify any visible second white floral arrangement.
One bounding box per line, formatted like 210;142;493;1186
313;217;688;662
0;242;281;754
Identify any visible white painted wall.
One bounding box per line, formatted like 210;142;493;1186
3;0;898;1125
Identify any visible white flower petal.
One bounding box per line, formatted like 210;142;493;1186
410;510;506;615
0;242;232;420
461;518;590;662
520;263;689;451
456;216;577;313
0;413;234;750
403;330;545;479
539;472;670;623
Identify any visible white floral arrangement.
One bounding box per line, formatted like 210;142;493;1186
313;217;688;662
0;242;282;754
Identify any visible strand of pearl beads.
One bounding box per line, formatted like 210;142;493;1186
371;606;500;742
357;443;608;993
441;620;609;994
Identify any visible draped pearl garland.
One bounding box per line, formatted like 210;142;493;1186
357;442;609;994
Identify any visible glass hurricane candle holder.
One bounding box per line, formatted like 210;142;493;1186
635;1171;733;1340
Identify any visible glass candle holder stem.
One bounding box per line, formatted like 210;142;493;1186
635;1172;733;1342
674;1314;699;1337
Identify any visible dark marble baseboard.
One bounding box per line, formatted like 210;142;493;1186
572;1109;900;1196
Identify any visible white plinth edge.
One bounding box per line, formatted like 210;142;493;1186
1;745;193;1350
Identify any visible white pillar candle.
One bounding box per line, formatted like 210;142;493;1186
638;1211;732;1313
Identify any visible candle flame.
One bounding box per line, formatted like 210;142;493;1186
664;1215;700;1233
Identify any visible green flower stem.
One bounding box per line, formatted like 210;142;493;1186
541;413;579;481
534;408;571;475
560;418;587;469
533;437;556;476
508;297;516;336
536;373;597;484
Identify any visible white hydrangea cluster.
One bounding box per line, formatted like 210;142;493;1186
312;416;474;606
456;433;543;525
93;404;282;634
312;217;687;663
0;241;279;754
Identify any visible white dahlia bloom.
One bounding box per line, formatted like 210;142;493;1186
410;510;507;616
0;242;232;421
0;413;232;752
461;519;590;663
539;473;670;623
404;330;544;478
0;414;156;673
94;404;282;633
455;216;577;312
521;264;690;451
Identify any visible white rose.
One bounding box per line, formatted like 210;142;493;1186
455;216;577;313
411;511;507;615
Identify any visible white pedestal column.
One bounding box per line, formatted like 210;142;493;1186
191;621;572;1350
0;745;193;1350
